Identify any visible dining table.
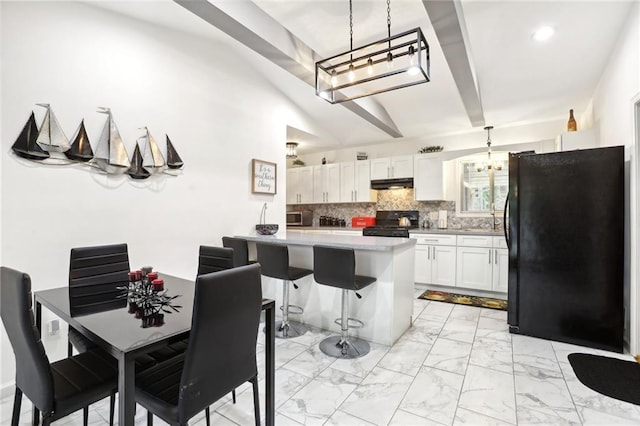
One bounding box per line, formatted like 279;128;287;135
34;273;276;426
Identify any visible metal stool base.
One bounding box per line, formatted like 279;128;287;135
275;320;308;339
319;335;370;359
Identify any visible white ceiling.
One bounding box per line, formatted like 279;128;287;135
89;0;634;154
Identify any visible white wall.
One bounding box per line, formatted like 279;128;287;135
0;1;314;392
591;2;640;353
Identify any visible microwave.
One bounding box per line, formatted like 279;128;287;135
286;210;312;226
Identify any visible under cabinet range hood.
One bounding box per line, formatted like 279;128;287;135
370;177;414;190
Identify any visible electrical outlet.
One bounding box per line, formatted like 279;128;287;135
429;212;438;220
48;319;60;336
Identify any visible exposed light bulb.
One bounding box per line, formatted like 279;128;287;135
331;70;337;87
367;58;373;75
386;51;393;70
348;64;355;82
407;45;419;76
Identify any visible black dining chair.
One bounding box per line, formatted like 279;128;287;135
1;266;118;426
222;237;254;267
67;243;130;356
197;245;235;276
135;263;263;426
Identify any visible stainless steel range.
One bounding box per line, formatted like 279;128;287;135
362;210;419;238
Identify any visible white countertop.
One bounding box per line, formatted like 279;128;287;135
238;232;416;251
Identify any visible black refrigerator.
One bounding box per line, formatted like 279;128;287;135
507;146;624;353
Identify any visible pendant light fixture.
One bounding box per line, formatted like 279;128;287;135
286;142;298;159
475;126;503;172
316;0;430;104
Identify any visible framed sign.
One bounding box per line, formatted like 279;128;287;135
251;159;277;194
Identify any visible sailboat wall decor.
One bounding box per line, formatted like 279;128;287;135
35;103;71;152
11;105;184;182
65;120;94;162
94;107;130;174
165;135;183;169
128;143;151;180
140;127;166;174
11;112;50;160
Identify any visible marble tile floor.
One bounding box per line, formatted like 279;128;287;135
2;288;639;426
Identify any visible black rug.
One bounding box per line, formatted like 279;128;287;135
568;353;640;406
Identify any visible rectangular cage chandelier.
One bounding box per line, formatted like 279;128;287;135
315;27;430;104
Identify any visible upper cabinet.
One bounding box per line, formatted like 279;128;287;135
313;164;340;203
413;153;445;201
286;166;313;205
555;128;599;151
370;155;414;180
340;160;377;203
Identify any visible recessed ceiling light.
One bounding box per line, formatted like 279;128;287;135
532;26;555;42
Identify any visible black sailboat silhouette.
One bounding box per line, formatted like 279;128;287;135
128;143;150;180
165;135;183;169
11;112;50;160
65;120;94;162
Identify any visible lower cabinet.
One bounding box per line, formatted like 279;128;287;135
455;235;508;293
413;234;457;286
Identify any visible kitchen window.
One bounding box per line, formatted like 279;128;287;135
459;153;508;214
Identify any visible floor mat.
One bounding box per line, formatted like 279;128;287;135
568;353;640;406
418;290;507;311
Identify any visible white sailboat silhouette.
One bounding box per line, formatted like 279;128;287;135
139;127;166;174
35;103;70;152
94;107;130;174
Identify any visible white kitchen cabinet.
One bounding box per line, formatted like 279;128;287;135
492;248;509;293
313;164;340;203
340;160;377;203
456;246;493;291
286;166;313;205
411;234;456;286
456;235;508;293
414;154;445;200
555;127;598;151
370;155;414;180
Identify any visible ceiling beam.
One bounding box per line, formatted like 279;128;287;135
175;0;403;138
422;0;485;127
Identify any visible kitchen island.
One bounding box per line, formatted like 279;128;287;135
238;232;416;346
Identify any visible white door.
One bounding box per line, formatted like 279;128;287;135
313;165;326;203
326;163;341;203
286;168;299;204
456;247;492;290
370;158;390;180
355;160;375;202
492;248;509;293
414;155;444;200
432;245;456;286
340;161;356;202
390;155;414;178
414;245;432;284
298;166;314;204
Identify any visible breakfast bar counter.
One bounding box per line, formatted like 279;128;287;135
239;232;416;346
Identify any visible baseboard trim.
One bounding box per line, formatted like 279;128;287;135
1;381;15;399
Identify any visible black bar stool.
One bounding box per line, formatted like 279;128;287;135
222;237;255;267
256;242;312;338
313;245;376;358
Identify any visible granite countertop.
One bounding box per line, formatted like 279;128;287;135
287;226;504;237
237;232;416;251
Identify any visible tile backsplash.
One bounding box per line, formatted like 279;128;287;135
291;188;503;230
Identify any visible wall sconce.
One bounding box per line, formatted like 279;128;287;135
286;142;298;159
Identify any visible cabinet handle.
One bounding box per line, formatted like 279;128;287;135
489;250;492;264
495;249;498;264
427;246;430;260
433;246;436;260
354;190;357;201
391;166;395;177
